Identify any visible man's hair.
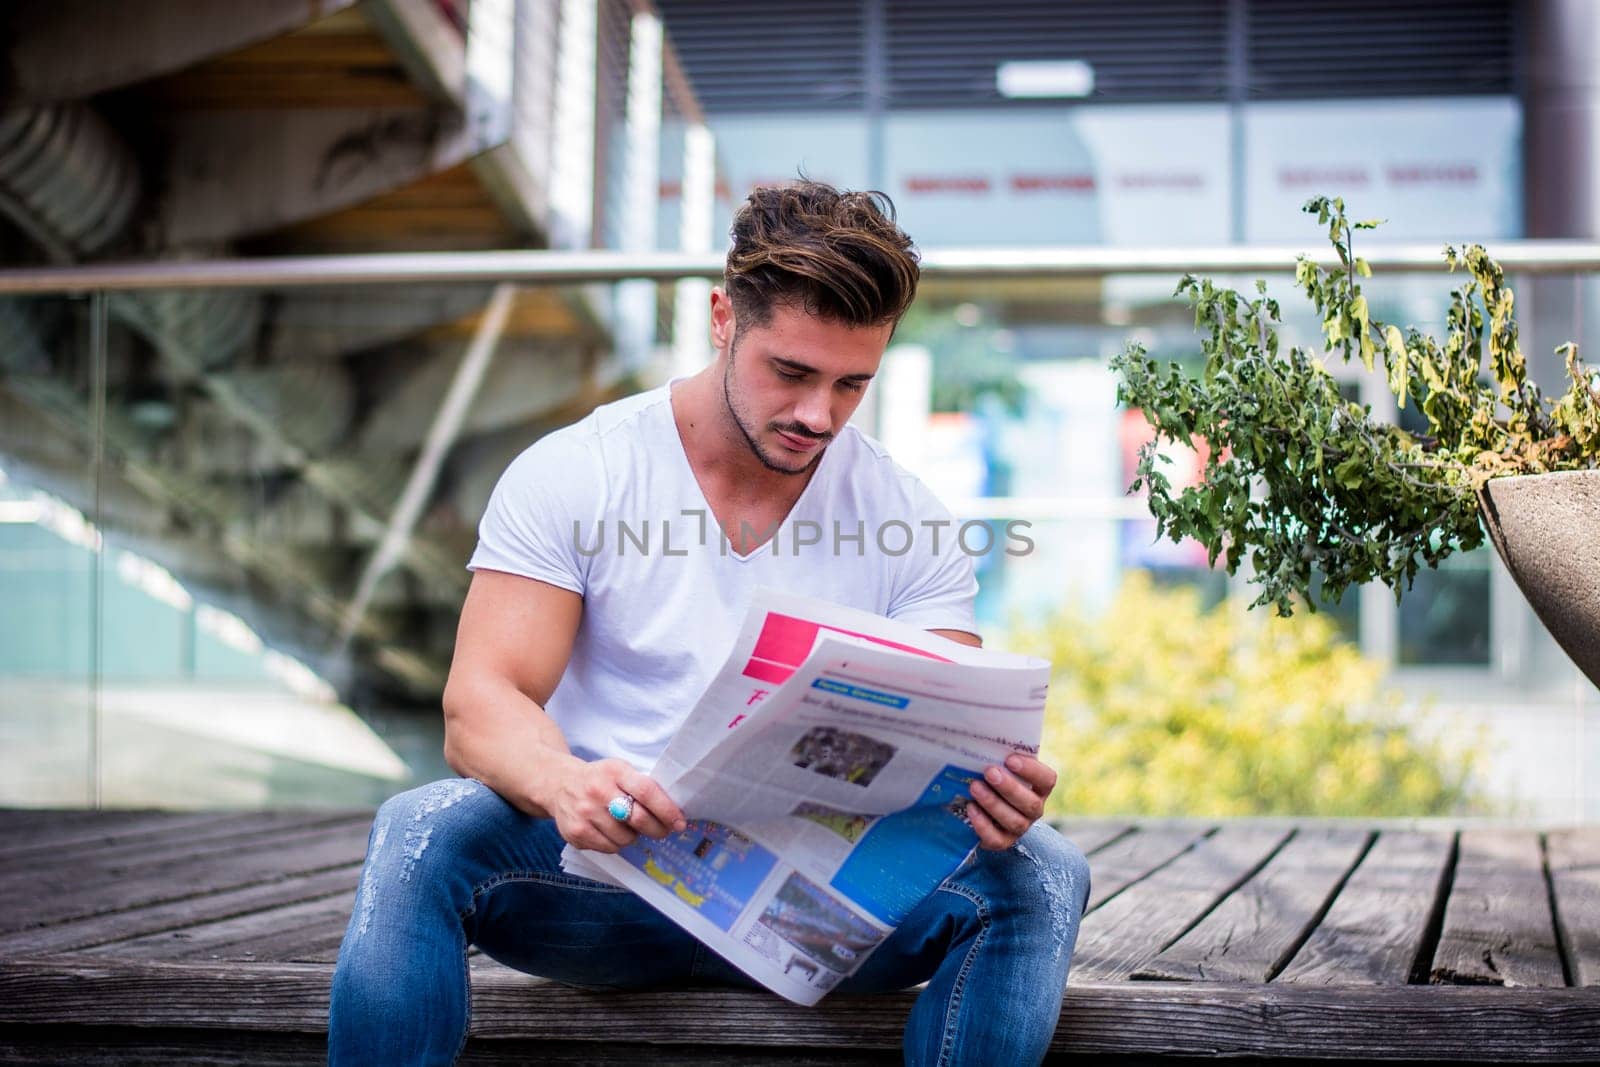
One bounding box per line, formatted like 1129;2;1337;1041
724;180;920;331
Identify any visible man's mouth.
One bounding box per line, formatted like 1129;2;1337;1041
774;428;828;453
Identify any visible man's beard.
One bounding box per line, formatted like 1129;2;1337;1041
722;356;831;476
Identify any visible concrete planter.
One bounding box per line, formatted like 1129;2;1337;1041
1477;469;1600;690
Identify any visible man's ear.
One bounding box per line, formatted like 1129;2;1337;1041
710;287;735;354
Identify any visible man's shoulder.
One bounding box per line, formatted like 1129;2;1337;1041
524;384;670;462
586;383;672;438
829;425;933;500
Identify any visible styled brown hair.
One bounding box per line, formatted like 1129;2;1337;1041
724;180;920;330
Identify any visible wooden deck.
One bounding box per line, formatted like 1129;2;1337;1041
1;809;1597;1064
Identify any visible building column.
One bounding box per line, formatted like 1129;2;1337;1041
1522;0;1598;241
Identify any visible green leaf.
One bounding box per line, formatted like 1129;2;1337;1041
1384;324;1407;365
1389;343;1409;409
1333;456;1365;491
1351;293;1370;331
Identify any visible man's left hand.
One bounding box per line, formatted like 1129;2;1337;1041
966;753;1056;851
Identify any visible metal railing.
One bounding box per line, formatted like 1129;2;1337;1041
1;242;1598;293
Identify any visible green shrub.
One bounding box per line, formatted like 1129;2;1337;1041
1012;573;1484;818
1112;197;1600;616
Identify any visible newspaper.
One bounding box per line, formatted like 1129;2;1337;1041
560;588;1050;1006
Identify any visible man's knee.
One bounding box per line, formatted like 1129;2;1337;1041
977;824;1090;933
376;777;495;826
370;778;505;882
1017;824;1092;914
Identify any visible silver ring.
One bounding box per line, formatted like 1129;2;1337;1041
607;794;634;821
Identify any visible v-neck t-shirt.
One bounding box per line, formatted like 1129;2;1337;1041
467;383;979;771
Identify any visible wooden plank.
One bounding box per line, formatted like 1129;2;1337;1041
0;810;233;858
1072;825;1289;982
0;810;369;874
1135;827;1370;983
1430;829;1566;987
2;957;1599;1061
0;819;371;937
1278;829;1455;985
88;890;356;962
0;808;126;831
0;810;349;870
263;927;348;966
1079;824;1214;912
1548;827;1600;987
0;812;369;900
1049;820;1131;858
0;864;361;957
0;1028;897;1067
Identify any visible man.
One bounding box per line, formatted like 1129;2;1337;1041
329;181;1090;1066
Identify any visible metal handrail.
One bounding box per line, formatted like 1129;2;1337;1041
1;241;1598;293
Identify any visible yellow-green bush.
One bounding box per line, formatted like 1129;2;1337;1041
1012;573;1483;818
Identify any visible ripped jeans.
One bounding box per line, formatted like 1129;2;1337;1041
327;779;1090;1066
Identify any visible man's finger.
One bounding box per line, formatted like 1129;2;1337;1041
970;779;1031;836
964;798;1015;851
619;771;687;832
980;765;1045;820
568;823;622;853
626;804;673;840
591;808;637;849
1004;753;1058;796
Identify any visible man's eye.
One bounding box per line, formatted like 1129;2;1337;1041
776;368;806;382
838;380;865;393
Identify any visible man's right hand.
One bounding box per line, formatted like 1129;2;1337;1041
544;755;688;853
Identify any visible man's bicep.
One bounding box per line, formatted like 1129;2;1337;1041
449;569;582;706
929;628;982;648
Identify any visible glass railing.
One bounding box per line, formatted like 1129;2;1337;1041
1;246;1595;817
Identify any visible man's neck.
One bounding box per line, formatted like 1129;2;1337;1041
670;369;820;502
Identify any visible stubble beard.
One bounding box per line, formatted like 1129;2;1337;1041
721;350;830;477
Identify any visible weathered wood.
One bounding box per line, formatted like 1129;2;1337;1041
0;1027;899;1066
1072;826;1290;982
5;811;1600;1061
0;820;370;937
266;929;348;967
89;890;357;963
1278;830;1455;985
0;864;361;958
1548;828;1600;986
0;810;353;872
2;958;1598;1061
1049;820;1132;858
1078;824;1214;912
1431;830;1566;987
0;811;368;881
0;810;232;859
1135;827;1370;983
0;808;129;832
1049;981;1600;1061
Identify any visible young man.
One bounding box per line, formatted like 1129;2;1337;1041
329;181;1090;1066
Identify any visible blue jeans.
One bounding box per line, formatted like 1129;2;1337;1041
328;778;1090;1066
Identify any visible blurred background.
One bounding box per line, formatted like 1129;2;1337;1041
0;0;1594;819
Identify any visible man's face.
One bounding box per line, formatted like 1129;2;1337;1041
712;292;892;476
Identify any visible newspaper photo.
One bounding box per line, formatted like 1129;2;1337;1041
561;589;1050;1006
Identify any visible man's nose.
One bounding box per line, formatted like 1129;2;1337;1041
794;387;833;434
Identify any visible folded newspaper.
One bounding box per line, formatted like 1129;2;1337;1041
560;588;1050;1005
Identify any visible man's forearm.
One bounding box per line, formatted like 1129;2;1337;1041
441;675;579;817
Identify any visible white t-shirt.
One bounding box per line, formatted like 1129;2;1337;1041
467;383;979;770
